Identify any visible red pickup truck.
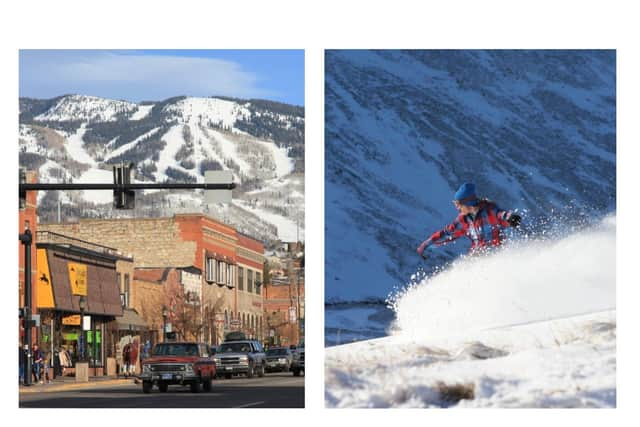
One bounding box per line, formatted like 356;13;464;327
139;342;216;393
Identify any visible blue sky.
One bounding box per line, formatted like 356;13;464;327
19;50;304;106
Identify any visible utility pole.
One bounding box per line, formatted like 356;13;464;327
19;222;33;386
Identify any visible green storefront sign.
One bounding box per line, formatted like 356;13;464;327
62;332;101;343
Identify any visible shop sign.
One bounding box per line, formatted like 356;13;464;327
63;333;78;340
62;315;81;325
82;315;91;331
68;262;88;296
36;249;55;308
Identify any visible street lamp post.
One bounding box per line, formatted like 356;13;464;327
162;305;168;343
79;296;86;361
19;221;33;386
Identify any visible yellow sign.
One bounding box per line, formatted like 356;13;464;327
36;249;55;308
62;315;81;325
68;263;87;296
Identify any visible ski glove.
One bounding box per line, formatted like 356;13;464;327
508;213;521;228
417;242;429;259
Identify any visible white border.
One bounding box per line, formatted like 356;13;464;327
2;0;639;424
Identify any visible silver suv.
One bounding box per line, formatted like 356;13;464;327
213;340;266;379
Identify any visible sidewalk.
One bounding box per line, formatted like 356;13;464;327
19;375;137;394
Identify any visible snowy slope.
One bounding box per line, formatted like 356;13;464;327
19;94;304;246
325;50;616;303
130;104;154;120
163;97;250;130
325;216;616;408
35;94;137;122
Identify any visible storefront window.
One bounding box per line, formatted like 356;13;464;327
59;319;104;367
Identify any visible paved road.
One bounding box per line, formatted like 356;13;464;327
19;372;304;408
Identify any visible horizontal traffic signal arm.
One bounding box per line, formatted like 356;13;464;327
19;182;236;191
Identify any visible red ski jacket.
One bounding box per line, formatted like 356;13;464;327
419;200;515;254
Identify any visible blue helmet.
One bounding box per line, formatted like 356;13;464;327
454;183;479;206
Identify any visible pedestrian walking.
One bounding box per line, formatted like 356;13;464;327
53;347;62;377
19;345;25;383
43;352;51;384
58;347;71;376
129;340;139;376
122;343;131;377
32;344;43;384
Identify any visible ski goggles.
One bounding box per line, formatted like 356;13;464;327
453;196;478;208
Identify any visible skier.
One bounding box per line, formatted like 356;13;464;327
416;183;521;259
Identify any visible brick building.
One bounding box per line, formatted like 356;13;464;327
263;244;305;348
40;213;265;345
132;266;204;343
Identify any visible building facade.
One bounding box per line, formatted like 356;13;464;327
40;214;265;346
34;231;129;376
263;244;305;347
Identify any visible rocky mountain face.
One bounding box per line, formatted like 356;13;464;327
325;50;616;303
19;95;305;249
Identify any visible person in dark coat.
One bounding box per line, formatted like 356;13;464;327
32;344;43;384
122;343;131;377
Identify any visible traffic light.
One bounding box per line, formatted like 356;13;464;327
113;163;135;209
19;168;26;209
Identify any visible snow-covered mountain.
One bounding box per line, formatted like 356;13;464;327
325;216;616;407
325;50;615;304
19;94;304;247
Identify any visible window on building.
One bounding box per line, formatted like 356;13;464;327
256;272;262;295
216;261;227;284
124;273;130;308
238;267;244;291
247;270;253;293
205;257;216;283
227;264;234;287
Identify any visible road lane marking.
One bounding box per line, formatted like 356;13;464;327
235;401;265;408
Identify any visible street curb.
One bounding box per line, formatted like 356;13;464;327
19;378;134;394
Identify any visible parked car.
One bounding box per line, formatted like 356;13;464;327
139;342;215;393
291;344;305;376
264;347;293;373
213;339;266;379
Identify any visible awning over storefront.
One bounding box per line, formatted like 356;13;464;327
39;244;124;317
115;308;149;331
